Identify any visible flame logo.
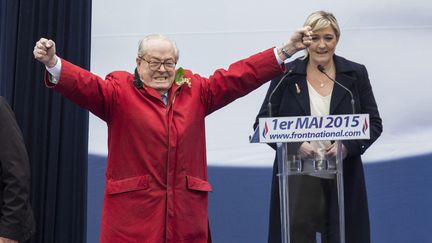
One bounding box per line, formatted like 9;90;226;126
362;118;369;135
262;122;269;138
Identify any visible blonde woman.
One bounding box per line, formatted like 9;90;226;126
255;11;382;243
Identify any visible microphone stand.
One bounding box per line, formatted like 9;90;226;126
267;69;294;117
317;65;355;114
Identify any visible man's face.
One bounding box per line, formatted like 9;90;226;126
136;39;177;94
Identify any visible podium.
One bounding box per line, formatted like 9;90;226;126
251;114;370;243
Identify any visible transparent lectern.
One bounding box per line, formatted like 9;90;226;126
251;114;370;243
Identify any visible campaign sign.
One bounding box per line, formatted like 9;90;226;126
259;114;370;143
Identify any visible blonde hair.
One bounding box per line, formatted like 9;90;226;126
303;11;340;59
137;34;180;61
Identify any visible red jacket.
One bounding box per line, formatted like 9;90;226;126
46;48;283;242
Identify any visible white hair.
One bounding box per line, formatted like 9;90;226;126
137;34;179;61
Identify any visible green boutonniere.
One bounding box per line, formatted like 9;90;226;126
174;67;192;88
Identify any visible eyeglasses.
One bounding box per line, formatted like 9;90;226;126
139;57;176;71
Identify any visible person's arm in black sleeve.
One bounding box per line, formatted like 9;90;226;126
342;66;383;158
0;97;35;242
254;74;290;150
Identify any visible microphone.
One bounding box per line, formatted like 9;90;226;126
317;64;356;114
267;68;294;117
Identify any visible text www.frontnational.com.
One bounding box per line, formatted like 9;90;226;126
268;130;361;140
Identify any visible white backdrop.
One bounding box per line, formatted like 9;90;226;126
89;0;432;166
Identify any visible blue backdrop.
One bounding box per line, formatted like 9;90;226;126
88;153;432;243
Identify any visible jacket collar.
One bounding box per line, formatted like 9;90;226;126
284;55;357;115
133;69;180;108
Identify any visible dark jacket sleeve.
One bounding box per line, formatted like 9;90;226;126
0;97;35;242
341;65;383;158
253;74;284;150
253;74;302;153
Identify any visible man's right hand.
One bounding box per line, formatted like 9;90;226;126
33;38;58;68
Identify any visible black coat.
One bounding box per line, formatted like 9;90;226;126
0;97;35;242
254;55;383;243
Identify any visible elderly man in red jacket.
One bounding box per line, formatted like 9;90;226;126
33;28;312;243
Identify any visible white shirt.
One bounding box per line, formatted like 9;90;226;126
307;80;332;151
